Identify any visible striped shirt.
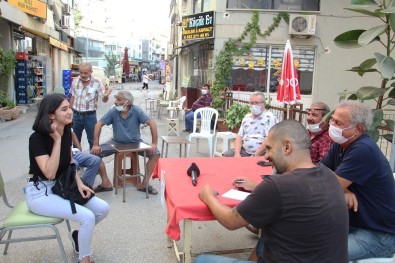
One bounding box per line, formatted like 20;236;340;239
71;76;104;112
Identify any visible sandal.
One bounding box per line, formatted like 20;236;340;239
94;185;113;193
137;185;158;195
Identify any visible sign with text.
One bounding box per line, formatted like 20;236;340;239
8;0;47;20
181;11;214;41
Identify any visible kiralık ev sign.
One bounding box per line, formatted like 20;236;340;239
181;11;215;41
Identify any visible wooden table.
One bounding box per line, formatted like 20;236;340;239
111;141;151;201
152;157;271;263
160;136;190;158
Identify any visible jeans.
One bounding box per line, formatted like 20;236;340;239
73;113;97;149
73;151;101;187
194;255;254;263
185;111;201;131
25;180;110;260
348;226;395;260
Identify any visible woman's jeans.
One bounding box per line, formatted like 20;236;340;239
194;255;254;263
25;180;110;260
348;226;395;260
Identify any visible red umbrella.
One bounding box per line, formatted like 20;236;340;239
277;40;301;105
123;47;130;77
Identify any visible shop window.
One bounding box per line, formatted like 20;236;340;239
230;45;315;95
227;0;320;11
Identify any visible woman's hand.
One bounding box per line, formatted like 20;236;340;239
49;122;61;141
78;182;95;199
232;177;258;192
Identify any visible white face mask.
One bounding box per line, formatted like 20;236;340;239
201;89;208;95
307;121;322;133
115;101;128;112
329;124;354;144
250;105;263;116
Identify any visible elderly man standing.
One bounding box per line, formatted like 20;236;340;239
70;62;112;149
306;101;332;164
183;84;212;133
322;100;395;261
91;91;160;195
195;120;348;263
223;92;276;157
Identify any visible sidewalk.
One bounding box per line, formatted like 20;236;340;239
0;81;256;263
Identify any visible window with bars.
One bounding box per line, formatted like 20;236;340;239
230;45;315;95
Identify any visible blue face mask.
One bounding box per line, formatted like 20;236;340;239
115;101;128;112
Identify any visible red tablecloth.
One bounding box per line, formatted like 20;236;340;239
152;157;272;240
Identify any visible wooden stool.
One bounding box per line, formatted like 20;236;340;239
113;152;141;188
214;131;237;157
166;118;180;136
161;136;191;158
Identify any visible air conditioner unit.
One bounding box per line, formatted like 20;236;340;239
289;14;316;36
61;15;70;29
63;4;71;15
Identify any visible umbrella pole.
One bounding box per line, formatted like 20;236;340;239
266;46;272;100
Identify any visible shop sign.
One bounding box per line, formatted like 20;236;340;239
181;11;214;40
8;0;47;20
49;37;68;52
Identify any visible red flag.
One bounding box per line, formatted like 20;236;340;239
277;40;301;105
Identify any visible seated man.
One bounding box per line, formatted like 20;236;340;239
306;101;332;164
91;91;160;195
195;120;348;263
71;131;113;192
321;100;395;260
223;92;276;157
183;84;212;133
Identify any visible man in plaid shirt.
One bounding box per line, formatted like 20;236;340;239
306;102;332;164
70;62;112;149
183;84;212;132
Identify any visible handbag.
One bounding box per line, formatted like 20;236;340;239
52;163;94;214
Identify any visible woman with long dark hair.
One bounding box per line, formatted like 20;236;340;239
25;93;109;263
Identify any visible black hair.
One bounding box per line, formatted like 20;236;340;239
32;93;69;134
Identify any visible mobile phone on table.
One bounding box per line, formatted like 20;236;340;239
257;160;272;167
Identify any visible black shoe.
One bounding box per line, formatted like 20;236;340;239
69;230;79;253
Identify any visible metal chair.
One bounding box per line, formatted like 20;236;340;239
187;108;219;157
0;171;71;263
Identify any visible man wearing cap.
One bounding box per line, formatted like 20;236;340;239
306;101;332;164
70;62;112;149
91;91;160;195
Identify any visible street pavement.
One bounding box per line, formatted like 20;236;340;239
0;81;257;262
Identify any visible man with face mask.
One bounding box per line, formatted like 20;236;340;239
321;100;395;261
223;92;276;157
91;91;160;195
195;120;348;263
183;84;212;133
306;102;332;164
70;62;112;149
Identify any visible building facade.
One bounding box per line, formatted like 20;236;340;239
0;0;80;103
167;0;381;109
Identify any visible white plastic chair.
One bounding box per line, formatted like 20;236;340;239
167;96;186;119
187;108;219;157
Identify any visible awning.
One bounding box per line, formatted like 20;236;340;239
49;37;68;52
22;26;49;39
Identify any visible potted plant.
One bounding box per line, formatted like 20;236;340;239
224;103;250;133
0;91;18;121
